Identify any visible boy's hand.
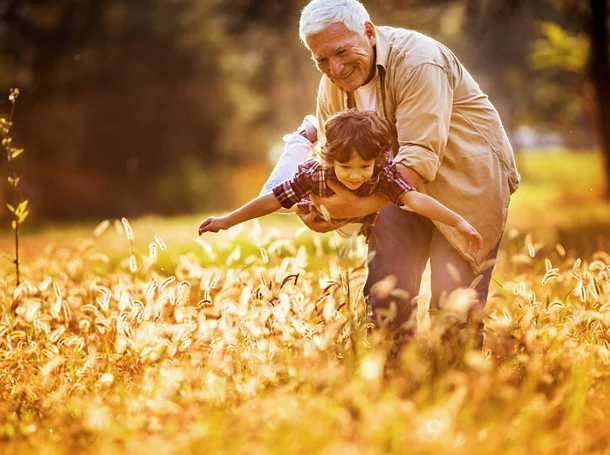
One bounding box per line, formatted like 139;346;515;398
198;216;229;234
455;219;483;254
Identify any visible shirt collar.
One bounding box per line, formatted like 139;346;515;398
373;25;390;71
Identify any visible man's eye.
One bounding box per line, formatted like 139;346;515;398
337;50;347;56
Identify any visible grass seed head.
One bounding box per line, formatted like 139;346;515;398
260;248;269;264
94;219;110;238
149;243;157;261
121;217;134;240
154;235;167;251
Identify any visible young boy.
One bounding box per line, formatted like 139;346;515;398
199;110;483;254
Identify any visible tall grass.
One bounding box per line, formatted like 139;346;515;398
1;215;610;454
1;89;29;285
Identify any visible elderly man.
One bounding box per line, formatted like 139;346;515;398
262;0;519;338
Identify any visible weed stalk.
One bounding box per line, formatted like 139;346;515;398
2;88;28;286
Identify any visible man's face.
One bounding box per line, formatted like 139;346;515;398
333;149;375;190
306;22;376;92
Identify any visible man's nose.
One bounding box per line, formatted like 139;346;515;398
328;57;344;77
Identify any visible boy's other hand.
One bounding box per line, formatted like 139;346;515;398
455;219;483;254
198;217;229;234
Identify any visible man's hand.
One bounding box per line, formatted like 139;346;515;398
198;216;230;234
296;210;347;233
309;180;388;219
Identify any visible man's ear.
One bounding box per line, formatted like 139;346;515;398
365;21;376;46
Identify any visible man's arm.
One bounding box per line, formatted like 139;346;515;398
392;63;454;183
306;163;425;221
307;180;388;220
199;193;281;234
296;209;348;233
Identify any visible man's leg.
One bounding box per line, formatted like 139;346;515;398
429;230;501;346
429;231;500;309
364;206;434;331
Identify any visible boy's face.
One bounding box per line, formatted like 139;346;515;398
333;149;375;190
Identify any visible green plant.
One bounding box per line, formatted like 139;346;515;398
1;88;28;285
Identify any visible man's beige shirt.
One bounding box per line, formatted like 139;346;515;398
316;26;520;273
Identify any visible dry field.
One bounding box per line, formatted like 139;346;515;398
0;213;609;455
1;151;610;454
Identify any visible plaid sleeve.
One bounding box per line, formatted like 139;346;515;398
377;163;415;205
272;159;320;209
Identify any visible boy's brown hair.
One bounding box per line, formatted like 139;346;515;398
319;109;395;168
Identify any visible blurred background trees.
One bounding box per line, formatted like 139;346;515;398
0;0;608;221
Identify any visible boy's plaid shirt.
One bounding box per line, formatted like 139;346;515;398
272;158;414;226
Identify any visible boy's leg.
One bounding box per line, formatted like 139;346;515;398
260;115;318;196
364;206;434;331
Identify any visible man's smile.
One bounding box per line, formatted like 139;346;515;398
340;68;355;79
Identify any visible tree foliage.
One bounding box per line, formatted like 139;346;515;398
0;0;268;217
0;0;608;218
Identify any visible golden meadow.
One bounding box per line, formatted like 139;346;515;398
1;151;610;454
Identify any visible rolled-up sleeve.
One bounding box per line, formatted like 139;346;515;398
393;63;454;183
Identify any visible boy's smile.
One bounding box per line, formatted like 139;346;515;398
333;149;375;190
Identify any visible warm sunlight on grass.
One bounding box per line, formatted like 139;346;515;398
1;150;610;454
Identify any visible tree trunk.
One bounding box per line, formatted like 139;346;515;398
589;0;610;197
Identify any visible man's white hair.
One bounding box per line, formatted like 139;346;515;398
299;0;371;45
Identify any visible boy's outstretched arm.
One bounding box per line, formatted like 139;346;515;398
198;193;282;234
400;191;483;254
